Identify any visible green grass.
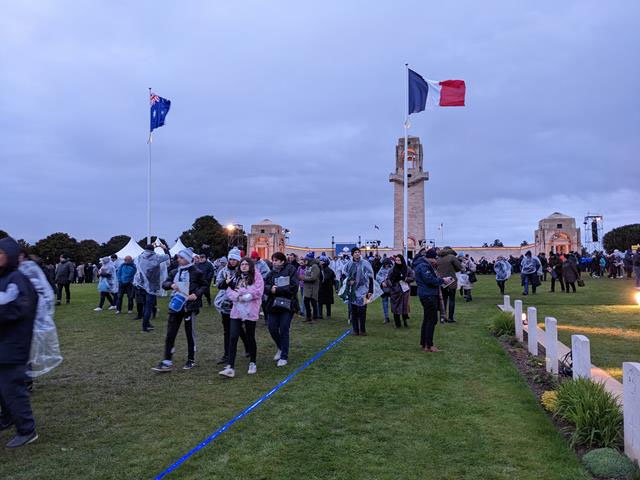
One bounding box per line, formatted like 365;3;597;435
510;276;639;381
0;278;595;480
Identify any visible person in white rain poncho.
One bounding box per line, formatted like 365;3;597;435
134;244;170;332
18;253;62;379
94;257;118;311
493;256;512;295
342;247;380;336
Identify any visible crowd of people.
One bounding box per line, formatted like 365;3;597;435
1;231;639;449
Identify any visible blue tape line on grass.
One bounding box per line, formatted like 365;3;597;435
155;328;352;479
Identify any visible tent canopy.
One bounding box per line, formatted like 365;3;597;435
170;238;188;257
114;237;145;259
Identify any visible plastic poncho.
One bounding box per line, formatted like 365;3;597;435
213;265;235;314
520;256;541;275
98;257;118;294
19;260;63;378
494;259;512;281
343;258;380;306
133;250;170;296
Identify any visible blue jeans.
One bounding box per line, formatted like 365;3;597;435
298;288;305;315
522;274;537;295
142;292;156;331
267;311;293;360
381;296;390;320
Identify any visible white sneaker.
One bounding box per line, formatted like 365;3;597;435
276;359;288;367
93;307;102;311
273;349;281;361
115;311;121;315
248;362;257;375
108;306;117;310
127;310;133;314
218;366;235;378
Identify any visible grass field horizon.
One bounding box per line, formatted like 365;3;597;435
1;274;637;479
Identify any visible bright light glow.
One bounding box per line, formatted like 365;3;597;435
521;313;527;322
635;292;640;306
226;224;235;231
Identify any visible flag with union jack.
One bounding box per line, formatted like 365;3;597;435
150;92;171;134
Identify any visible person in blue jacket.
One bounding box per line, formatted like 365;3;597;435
0;236;39;448
116;256;137;314
413;249;452;353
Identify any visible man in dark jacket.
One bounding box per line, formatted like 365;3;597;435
195;254;215;306
54;254;74;305
116;256;137;314
436;247;461;323
152;249;208;372
414;249;451;353
0;237;39;448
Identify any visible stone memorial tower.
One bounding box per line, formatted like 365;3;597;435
389;136;428;256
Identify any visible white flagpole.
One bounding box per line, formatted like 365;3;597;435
403;63;409;259
147;87;152;246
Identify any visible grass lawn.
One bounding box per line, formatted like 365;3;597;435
0;278;597;480
507;275;640;381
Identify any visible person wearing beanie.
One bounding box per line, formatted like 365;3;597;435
344;247;374;335
376;258;393;324
219;257;264;378
250;251;271;281
0;236;39;448
413;249;451;352
214;248;250;366
152;249;208;372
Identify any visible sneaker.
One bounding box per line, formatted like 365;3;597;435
127;310;133;314
247;362;257;375
445;319;457;323
383;318;390;324
183;360;196;370
273;349;282;361
218;366;235;378
115;311;121;315
152;361;175;372
108;306;117;310
276;359;288;367
93;307;102;312
6;431;38;448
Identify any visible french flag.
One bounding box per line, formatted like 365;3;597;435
408;68;466;114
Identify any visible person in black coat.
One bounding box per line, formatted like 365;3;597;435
195;254;215;306
152;249;208;372
264;252;299;366
317;258;335;319
0;237;39;448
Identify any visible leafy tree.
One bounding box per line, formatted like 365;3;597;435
482;242;489;247
180;215;231;259
33;232;78;264
602;224;640;253
77;239;101;263
520;240;529;247
136;236;168;249
491;239;504;247
16;239;32;255
100;235;130;258
0;230;8;239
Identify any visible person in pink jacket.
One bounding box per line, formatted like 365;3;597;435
218;257;264;378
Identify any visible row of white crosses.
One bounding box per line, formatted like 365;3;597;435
502;294;640;463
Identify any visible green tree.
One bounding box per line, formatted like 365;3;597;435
17;239;32;255
520;240;529;247
136;236;168;249
0;230;8;239
77;239;101;263
180;215;230;259
100;235;130;258
34;232;78;264
491;239;504;247
602;224;640;253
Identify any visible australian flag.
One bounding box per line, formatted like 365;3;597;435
150;92;171;133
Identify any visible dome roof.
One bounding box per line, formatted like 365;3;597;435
255;219;275;225
544;212;572;219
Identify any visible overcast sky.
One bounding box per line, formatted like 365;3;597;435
1;1;638;249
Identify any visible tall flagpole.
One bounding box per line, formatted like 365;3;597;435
403;63;409;259
147;87;152;246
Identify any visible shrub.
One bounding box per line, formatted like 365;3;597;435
582;448;639;480
541;391;558;413
489;312;515;337
554;378;623;448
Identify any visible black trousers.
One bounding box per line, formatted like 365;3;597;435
0;364;35;435
496;280;506;295
550;276;565;292
565;281;576;293
164;311;197;362
56;282;70;303
229;319;256;368
99;292;114;308
393;313;409;327
441;287;456;320
304;297;318;320
221;313;248;361
351;304;367;334
319;303;332;318
203;280;212;306
419;295;439;349
116;283;134;312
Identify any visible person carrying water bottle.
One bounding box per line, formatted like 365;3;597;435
152;249;208;372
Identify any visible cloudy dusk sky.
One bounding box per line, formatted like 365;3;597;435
1;1;638;248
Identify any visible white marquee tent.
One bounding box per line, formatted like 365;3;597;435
114;237;145;259
170;239;188;257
